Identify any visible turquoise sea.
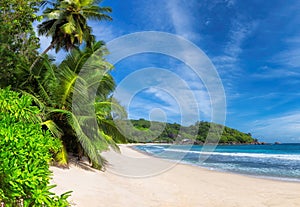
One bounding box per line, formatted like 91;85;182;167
134;144;300;182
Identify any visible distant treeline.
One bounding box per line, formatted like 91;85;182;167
118;119;256;144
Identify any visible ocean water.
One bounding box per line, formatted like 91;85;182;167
134;144;300;182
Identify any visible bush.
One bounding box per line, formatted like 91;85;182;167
0;88;71;206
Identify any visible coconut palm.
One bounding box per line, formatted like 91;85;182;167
24;41;126;169
38;0;112;53
29;0;112;71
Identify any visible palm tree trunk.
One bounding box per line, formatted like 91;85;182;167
29;41;56;72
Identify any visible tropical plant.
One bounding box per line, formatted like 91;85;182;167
23;42;126;169
2;0;122;169
37;0;112;54
0;87;71;206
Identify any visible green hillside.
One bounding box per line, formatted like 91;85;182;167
125;119;256;144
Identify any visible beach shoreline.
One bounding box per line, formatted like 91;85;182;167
131;144;300;183
51;144;300;207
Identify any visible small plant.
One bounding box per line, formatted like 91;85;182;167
0;87;71;206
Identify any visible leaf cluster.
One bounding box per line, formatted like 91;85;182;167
0;88;70;206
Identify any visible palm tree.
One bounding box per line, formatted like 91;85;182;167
30;0;112;71
23;41;126;169
39;0;112;53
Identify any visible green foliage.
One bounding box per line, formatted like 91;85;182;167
0;88;71;206
21;42;126;169
127;119;256;144
38;0;112;53
1;0;121;170
0;0;41;87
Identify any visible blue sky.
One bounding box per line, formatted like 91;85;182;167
39;0;300;142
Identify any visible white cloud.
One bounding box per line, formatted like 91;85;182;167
106;29;226;124
251;68;300;79
212;20;256;84
166;0;200;41
269;5;300;69
130;0;200;42
251;112;300;142
89;21;121;43
220;20;257;65
211;19;257;103
112;67;213;125
273;48;300;68
131;0;173;31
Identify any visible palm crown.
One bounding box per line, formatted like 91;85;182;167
38;0;112;53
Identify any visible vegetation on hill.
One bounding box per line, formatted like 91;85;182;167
127;119;255;144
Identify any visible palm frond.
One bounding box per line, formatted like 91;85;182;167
38;19;57;36
49;109;109;168
56;67;83;107
96;73;115;98
42;119;63;138
98;119;127;145
40;0;56;8
98;130;119;152
54;145;69;167
37;81;53;105
82;7;112;21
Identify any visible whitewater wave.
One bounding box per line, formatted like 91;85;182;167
158;148;300;161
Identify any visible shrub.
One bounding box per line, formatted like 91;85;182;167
0;88;71;206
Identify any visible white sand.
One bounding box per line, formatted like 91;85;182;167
51;145;300;207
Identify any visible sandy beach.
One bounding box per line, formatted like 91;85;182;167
51;145;300;207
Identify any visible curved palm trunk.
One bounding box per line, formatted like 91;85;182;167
29;40;56;72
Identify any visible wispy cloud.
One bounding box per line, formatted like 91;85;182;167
131;0;173;32
254;36;300;80
273;48;300;68
131;0;200;42
251;68;300;79
166;0;200;41
212;19;256;103
225;21;253;58
89;21;121;42
268;2;300;69
213;20;256;73
251;112;300;142
112;67;212;125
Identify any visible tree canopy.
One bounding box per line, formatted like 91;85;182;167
0;0;41;87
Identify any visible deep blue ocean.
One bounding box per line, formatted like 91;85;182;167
134;144;300;181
